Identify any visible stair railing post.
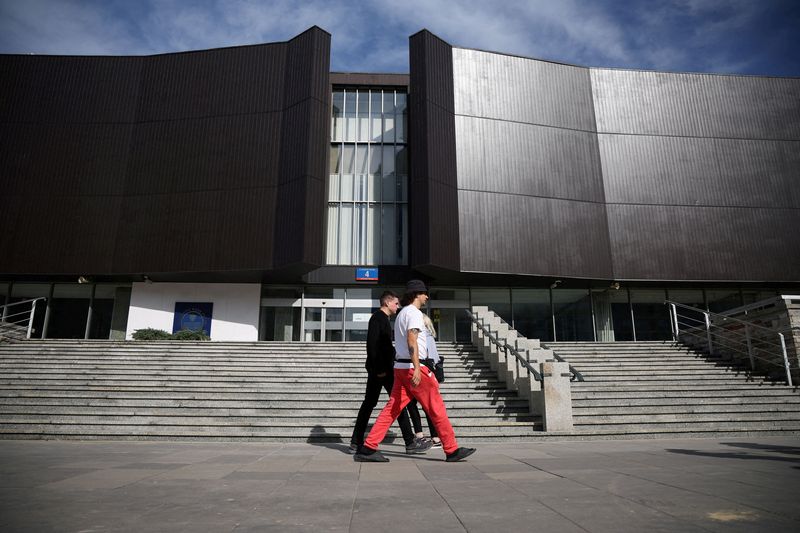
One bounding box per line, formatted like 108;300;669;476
669;303;679;342
704;312;713;355
745;325;755;371
778;333;792;387
26;299;38;339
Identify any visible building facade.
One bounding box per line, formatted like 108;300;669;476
2;27;798;343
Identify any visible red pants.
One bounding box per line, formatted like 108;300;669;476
364;366;458;454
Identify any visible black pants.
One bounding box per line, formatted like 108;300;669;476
351;371;415;447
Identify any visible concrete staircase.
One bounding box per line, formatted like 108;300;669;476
0;340;539;441
546;341;800;438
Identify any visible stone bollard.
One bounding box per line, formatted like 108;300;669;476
501;330;520;390
470;306;489;347
484;316;509;372
541;361;574;432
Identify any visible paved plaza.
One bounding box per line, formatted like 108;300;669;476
1;436;799;532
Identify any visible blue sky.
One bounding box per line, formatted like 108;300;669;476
1;0;798;76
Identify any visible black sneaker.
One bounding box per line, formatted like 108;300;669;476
348;442;359;454
445;447;476;462
354;448;390;462
405;437;433;454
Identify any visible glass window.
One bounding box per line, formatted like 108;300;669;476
430;288;469;302
395;93;407;142
341;144;355;174
339;204;354;264
0;282;9;307
325;308;343;341
706;289;742;313
260;306;300;341
666;289;705;331
553;289;593;341
326;88;408;266
741;290;778;306
357;92;370;142
370;92;383;142
383;91;395;143
345;91;357;142
354;174;368;202
331;91;344;142
369;144;381;176
262;287;303;299
471;288;512;325
512;289;553;342
630;289;670;341
381;205;396;264
48;284;92;339
381;174;396;202
609;288;634;341
354;144;368;175
345;307;373;341
325;204;339;264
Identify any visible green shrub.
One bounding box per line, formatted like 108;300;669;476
171;329;211;341
131;328;211;341
132;328;172;340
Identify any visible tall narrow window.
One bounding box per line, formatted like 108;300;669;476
326;88;408;265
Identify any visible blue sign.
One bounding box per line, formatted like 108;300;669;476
173;302;213;336
356;267;379;281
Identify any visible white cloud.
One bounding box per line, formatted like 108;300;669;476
0;0;792;75
0;0;146;55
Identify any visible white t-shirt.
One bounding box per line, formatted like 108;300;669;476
394;305;428;369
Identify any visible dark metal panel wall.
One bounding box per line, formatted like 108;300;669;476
135;46;287;122
0;27;331;279
458;191;612;278
0;55;141;123
593;68;800;281
591;69;800;139
453;49;595;131
607;205;800;281
455;116;604;202
0;55;141;275
273;27;330;269
599;135;800;209
450;47;612;278
408;30;460;271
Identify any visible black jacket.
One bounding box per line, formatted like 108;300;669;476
365;310;395;375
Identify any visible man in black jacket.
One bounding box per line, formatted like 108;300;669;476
349;291;431;454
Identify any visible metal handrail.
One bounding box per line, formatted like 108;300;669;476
0;298;46;339
666;300;796;386
466;309;542;381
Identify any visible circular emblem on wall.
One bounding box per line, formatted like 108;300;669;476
180;309;206;332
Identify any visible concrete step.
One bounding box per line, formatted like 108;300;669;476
572;396;800;407
0;423;544;440
574;411;800;423
573;404;800;415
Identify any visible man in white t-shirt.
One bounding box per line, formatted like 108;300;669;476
355;279;476;463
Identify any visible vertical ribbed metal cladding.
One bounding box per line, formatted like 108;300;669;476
272;27;331;269
592;68;800;282
409;30;460;271
1;31;329;278
0;54;141;275
448;43;610;279
135;44;287;121
458;191;613;279
591;69;800;139
0;55;141;124
607;204;800;281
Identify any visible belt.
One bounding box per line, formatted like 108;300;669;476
396;358;429;363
